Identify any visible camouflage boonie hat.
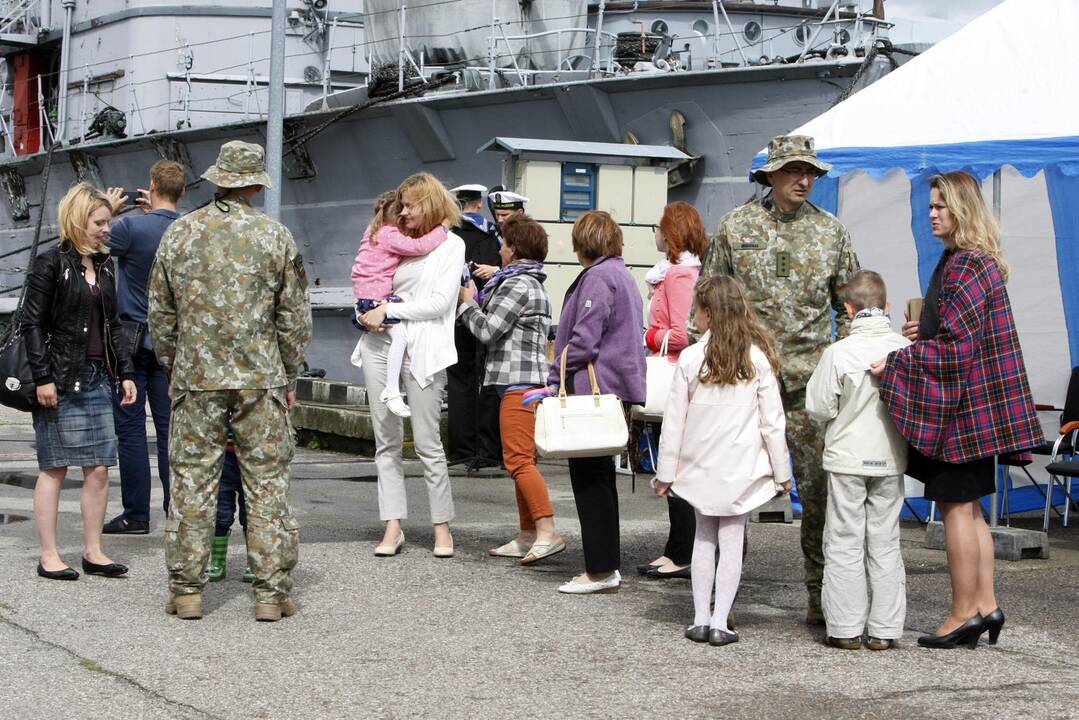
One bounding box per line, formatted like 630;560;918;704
751;134;832;187
201;140;273;189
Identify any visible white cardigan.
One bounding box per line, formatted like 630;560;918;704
656;334;791;516
350;232;465;388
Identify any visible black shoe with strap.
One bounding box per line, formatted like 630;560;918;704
102;516;149;535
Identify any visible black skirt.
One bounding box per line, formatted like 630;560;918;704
907;446;996;503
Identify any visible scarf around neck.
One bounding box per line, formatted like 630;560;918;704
476;259;544;307
645;251;702;286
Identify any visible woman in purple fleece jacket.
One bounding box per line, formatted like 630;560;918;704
548;211;646;595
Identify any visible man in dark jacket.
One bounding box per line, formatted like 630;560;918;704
448;184;502;471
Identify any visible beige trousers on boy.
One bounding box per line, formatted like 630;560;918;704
821;472;906;639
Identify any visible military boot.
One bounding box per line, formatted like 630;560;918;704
165;593;203;620
207;532;229;582
255;598;297;622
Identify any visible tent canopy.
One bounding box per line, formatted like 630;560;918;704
752;0;1079;179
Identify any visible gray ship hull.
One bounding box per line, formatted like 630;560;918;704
0;58;878;381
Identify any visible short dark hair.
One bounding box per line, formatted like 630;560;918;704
503;215;548;262
842;269;887;311
150;160;186;202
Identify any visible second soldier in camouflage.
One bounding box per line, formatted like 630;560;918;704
694;134;859;625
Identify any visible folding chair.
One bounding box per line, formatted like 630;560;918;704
1036;366;1079;531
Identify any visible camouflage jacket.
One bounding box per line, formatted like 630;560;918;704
148;196;312;391
695;195;859;392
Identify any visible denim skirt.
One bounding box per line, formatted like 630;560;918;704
32;361;118;470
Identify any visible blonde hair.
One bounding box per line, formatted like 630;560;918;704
695;275;779;385
571;211;623;261
396;173;462;236
58;182;112;256
369;190;400;234
930;171;1010;281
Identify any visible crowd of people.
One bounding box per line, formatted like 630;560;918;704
19;133;1043;648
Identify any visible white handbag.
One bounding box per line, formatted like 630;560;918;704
534;347;629;459
642;331;677;417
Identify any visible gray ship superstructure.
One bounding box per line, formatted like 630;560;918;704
0;0;915;379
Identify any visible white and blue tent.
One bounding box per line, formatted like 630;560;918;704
752;0;1079;514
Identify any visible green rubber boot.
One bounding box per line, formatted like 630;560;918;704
208;532;229;582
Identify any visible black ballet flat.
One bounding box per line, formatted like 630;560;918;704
982;608;1005;645
917;614;984;649
684;625;710;643
709;628;739;647
81;557;129;578
645;565;691;580
37;562;79;581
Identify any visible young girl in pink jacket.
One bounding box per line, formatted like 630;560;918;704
351;191;449;417
654;276;792;647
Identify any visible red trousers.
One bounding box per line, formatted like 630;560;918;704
500;388;555;529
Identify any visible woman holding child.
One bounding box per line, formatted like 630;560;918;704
353;173;465;558
872;171;1042;649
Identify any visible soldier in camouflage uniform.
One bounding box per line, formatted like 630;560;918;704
148;141;312;622
695;135;859;625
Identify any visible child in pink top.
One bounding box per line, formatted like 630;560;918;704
351;191;448;418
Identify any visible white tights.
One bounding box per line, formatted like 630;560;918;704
691;511;746;631
383;324;407;398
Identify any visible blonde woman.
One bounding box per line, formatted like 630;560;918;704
356;173;465;557
22;182;137;580
871;171;1042;648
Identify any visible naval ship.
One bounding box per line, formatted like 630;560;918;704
0;0;916;379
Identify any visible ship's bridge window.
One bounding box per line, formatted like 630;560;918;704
651;19;669;35
692;19;709;35
560;163;597;222
743;21;762;43
795;23;810;46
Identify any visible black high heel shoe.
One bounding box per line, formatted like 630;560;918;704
917;614;984;649
982;608;1005;645
81;557;129;577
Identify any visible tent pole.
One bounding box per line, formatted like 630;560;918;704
990;168;1002;528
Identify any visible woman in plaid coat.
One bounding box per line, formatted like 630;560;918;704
871;171;1042;649
457;216;566;566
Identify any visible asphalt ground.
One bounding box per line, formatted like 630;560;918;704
1;405;1078;720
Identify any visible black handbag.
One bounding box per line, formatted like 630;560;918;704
0;333;35;411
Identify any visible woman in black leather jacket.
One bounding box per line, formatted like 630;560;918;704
22;182;137;581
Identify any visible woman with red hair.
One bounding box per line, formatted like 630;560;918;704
639;201;707;580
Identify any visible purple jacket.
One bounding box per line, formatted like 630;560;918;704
548;256;646;403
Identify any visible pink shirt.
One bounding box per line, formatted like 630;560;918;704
350;224;447;300
645;264;700;361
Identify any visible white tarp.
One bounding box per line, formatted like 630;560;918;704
365;0;589;72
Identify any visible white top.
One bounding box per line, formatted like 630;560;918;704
655;334;791;516
805;315;911;476
350;231;465;388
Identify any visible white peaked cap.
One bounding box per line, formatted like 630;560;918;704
490;190;529;207
450;183;488;194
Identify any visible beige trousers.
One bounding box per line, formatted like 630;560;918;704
822;471;906;639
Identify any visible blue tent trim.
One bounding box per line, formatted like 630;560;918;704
1045;167;1079;367
751;136;1079;180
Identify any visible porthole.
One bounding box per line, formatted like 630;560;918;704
651;19;669;35
794;23;809;46
743;20;762;43
692;19;709;35
836;28;851;45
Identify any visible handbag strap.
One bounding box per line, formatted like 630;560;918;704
558;345;603;406
659;330;671;357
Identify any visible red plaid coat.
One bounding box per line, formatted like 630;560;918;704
879;250;1043;463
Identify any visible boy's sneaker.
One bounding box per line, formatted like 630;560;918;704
866;637;897;651
380;389;412;418
825;636;862;650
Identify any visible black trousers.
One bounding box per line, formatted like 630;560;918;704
568;454;621;574
663;494;696;566
446;324;501;463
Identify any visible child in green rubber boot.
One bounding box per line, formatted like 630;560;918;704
208;431;254;583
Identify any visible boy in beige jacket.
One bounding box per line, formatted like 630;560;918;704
806;270;911;650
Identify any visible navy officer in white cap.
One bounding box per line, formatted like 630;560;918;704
490;190;528;231
447;183;503;472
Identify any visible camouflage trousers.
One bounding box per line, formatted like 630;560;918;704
165;387;298;603
783;386;827;601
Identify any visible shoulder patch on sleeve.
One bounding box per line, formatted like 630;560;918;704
292;254;308;291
